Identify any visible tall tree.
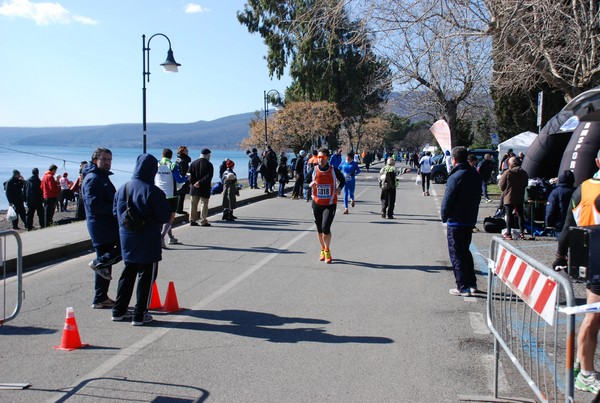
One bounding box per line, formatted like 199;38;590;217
238;0;392;148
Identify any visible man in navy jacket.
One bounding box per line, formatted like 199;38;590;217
441;146;482;297
112;153;171;326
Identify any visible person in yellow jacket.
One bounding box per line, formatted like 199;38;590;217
553;148;600;394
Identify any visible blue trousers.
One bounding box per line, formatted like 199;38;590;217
447;226;477;292
343;179;356;208
249;168;258;188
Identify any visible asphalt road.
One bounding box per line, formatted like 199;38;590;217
0;163;571;402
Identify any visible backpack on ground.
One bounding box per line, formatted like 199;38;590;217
483;216;506;233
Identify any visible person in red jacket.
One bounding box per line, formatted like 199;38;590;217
41;164;59;226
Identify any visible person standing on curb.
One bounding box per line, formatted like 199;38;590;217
112;153;171;326
552;148;600;395
477;154;495;203
24;168;45;230
175;146;191;215
379;158;397;219
188;148;214;227
5;169;26;230
41;164;59;226
291;150;306;199
305;148;345;264
339;151;361;214
222;159;238;221
81;148;121;309
441;146;482;297
155;148;188;248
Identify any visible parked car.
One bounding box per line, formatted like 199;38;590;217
430;149;499;184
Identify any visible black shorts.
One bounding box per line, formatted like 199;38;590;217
167;197;178;213
587;280;600;295
312;202;336;234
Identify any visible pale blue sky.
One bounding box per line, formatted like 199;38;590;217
0;0;292;127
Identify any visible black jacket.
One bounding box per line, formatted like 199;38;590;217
5;177;24;205
24;175;43;206
188;156;214;198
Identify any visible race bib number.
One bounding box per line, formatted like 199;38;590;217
316;184;331;198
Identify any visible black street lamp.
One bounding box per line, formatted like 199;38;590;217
142;33;181;154
263;89;283;146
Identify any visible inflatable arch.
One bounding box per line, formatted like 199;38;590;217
521;86;600;187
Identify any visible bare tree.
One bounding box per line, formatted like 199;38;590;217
356;0;492;147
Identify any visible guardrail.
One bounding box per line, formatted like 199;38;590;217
487;236;576;402
1;230;24;325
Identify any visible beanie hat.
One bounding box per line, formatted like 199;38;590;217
299;150;306;157
201;148;211;155
226;159;235;168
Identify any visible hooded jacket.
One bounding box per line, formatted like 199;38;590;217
24;174;43;206
545;170;575;231
113;154;171;264
498;160;529;204
441;162;482;226
81;162;119;247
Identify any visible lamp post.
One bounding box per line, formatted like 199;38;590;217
142;33;181;154
263;89;283;146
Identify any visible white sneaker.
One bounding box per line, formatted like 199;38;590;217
168;237;179;245
449;288;471;297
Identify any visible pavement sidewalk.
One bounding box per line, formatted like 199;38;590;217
1;186;283;272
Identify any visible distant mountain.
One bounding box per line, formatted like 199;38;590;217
0;112;257;149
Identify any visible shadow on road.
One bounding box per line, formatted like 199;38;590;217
159;309;395;344
332;259;446;273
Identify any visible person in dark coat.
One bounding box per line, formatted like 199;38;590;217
112;153;171;326
175;145;192;214
477;154;495;202
498;156;529;240
5;169;26;230
23;168;45;230
263;145;278;193
545;169;575;238
441;146;482;297
291;150;306;199
81;147;121;309
188;148;214;226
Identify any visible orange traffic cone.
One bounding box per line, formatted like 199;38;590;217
162;281;181;312
148;282;162;310
54;307;89;351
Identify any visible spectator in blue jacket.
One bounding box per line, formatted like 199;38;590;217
441;146;482;297
545;169;575;238
82;147;121;309
112;153;171;326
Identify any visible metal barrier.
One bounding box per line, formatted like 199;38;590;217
1;230;24;326
487;236;576;402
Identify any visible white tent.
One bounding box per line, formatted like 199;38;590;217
497;131;538;157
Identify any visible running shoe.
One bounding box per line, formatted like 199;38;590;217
343;209;349;214
575;371;600;394
112;312;133;321
324;250;332;264
502;233;513;240
319;250;326;261
132;313;154;326
449;288;471;297
351;199;355;208
92;297;115;309
89;261;112;280
168;237;180;245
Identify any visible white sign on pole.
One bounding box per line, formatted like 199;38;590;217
491;133;499;146
537;91;544;128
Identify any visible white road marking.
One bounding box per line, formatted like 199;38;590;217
469;312;490;334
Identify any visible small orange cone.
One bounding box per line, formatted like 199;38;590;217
54;307;89;351
162;281;181;312
148;282;162;310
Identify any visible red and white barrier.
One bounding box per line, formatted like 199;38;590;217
495;246;558;324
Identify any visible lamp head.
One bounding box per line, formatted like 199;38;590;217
161;49;181;72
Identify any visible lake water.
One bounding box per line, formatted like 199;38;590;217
0;145;250;211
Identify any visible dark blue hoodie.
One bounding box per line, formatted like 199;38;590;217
113;154;171;264
81;162;118;247
545;170;575;232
